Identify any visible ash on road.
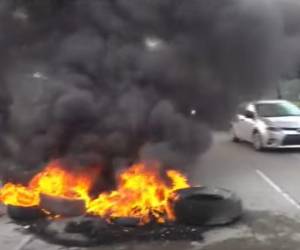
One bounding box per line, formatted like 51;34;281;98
2;132;300;250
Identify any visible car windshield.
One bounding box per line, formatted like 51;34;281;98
255;102;300;117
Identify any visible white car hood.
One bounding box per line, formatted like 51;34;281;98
262;116;300;128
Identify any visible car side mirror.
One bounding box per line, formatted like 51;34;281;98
245;110;255;119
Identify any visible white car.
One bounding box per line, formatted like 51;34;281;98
231;100;300;150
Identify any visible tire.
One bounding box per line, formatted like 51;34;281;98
173;187;242;226
232;136;240;143
252;131;264;151
39;193;85;217
7;205;44;221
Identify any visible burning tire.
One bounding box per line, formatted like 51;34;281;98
173;186;242;226
7;205;43;221
39;193;85;217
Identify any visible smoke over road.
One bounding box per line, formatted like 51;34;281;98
0;0;300;182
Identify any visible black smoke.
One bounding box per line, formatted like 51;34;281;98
0;0;300;183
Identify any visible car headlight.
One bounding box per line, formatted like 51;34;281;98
267;126;282;132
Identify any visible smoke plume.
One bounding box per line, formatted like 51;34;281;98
0;0;300;183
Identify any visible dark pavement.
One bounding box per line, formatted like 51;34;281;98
192;132;300;214
2;132;300;249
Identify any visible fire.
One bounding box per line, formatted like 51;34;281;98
0;160;96;207
0;160;190;224
0;183;39;207
87;163;189;224
29;161;95;204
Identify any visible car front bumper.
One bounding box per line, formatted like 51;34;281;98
262;130;300;148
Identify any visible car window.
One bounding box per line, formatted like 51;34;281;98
255;102;300;117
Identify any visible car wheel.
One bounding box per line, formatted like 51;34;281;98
252;132;264;151
231;128;240;142
233;136;240;143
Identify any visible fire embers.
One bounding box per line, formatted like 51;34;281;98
0;160;190;224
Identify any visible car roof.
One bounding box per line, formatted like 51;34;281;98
253;99;290;105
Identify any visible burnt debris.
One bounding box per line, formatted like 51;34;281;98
29;217;205;247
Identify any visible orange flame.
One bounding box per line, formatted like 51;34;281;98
0;183;39;207
0;160;96;207
87;162;189;224
29;161;95;204
0;160;190;224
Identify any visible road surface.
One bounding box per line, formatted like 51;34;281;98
2;132;300;249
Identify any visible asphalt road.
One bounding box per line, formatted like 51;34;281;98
3;132;300;250
192;132;300;215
